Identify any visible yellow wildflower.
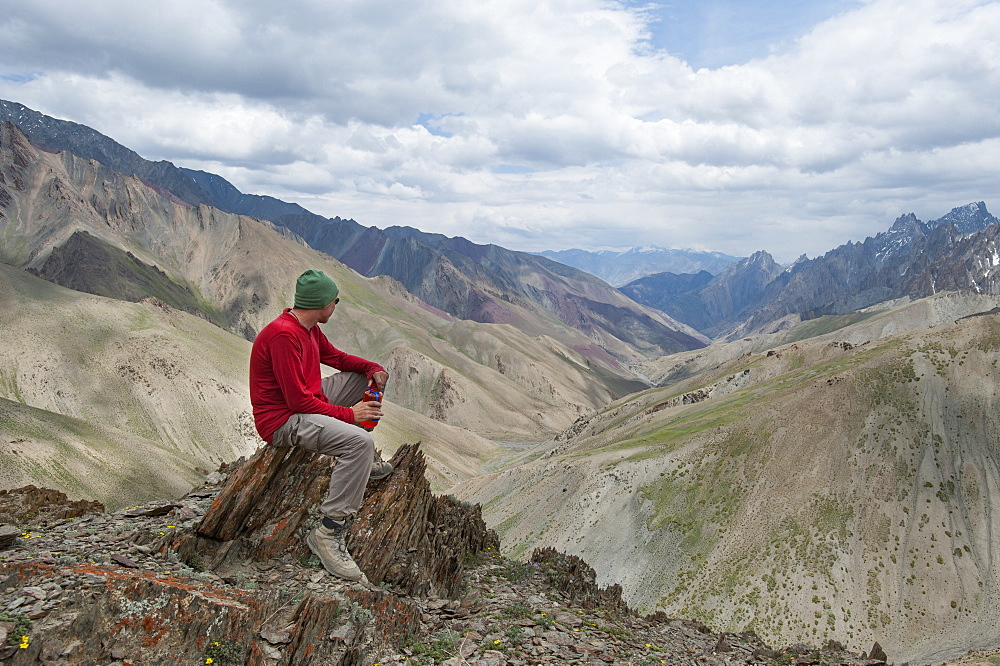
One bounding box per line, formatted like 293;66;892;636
205;659;213;664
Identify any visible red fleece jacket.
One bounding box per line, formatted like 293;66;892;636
249;309;385;443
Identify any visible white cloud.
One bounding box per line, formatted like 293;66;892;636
1;0;999;262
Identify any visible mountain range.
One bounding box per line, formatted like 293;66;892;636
13;97;997;353
535;246;742;287
621;202;1000;340
0;99;706;364
3;99;1000;663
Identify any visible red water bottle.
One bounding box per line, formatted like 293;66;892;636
359;390;382;429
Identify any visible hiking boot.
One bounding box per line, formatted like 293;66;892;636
369;450;393;483
306;517;362;581
370;460;393;481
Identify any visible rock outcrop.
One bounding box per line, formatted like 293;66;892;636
528;547;630;615
190;442;498;598
0;486;104;526
0;442;497;665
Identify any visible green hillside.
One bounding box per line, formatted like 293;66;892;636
457;307;1000;663
0;396;204;510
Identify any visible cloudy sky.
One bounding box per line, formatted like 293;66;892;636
2;0;999;262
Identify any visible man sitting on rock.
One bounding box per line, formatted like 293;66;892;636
249;268;391;581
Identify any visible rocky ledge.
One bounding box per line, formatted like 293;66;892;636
1;442;901;665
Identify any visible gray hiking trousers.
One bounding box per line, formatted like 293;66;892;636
270;371;374;520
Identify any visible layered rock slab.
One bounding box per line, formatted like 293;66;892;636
0;560;420;665
191;442;498;597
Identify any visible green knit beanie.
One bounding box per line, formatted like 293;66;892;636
294;269;340;309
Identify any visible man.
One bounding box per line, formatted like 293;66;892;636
249;268;391;581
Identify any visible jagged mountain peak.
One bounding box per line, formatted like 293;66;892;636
745;249;777;265
880;202;995;242
930;200;997;234
719;249;779;278
887;211;927;235
620;202;999;340
619;249;783;338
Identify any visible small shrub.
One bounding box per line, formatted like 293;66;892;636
186;552;205;573
408;629;460;661
203;640;244;665
0;612;31;646
498;602;533;619
496;560;533;583
503;625;526;646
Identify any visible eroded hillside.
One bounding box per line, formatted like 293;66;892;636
456;305;1000;664
0;121;645;447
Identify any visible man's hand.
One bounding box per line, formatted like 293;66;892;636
352;398;383;425
370;371;389;391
